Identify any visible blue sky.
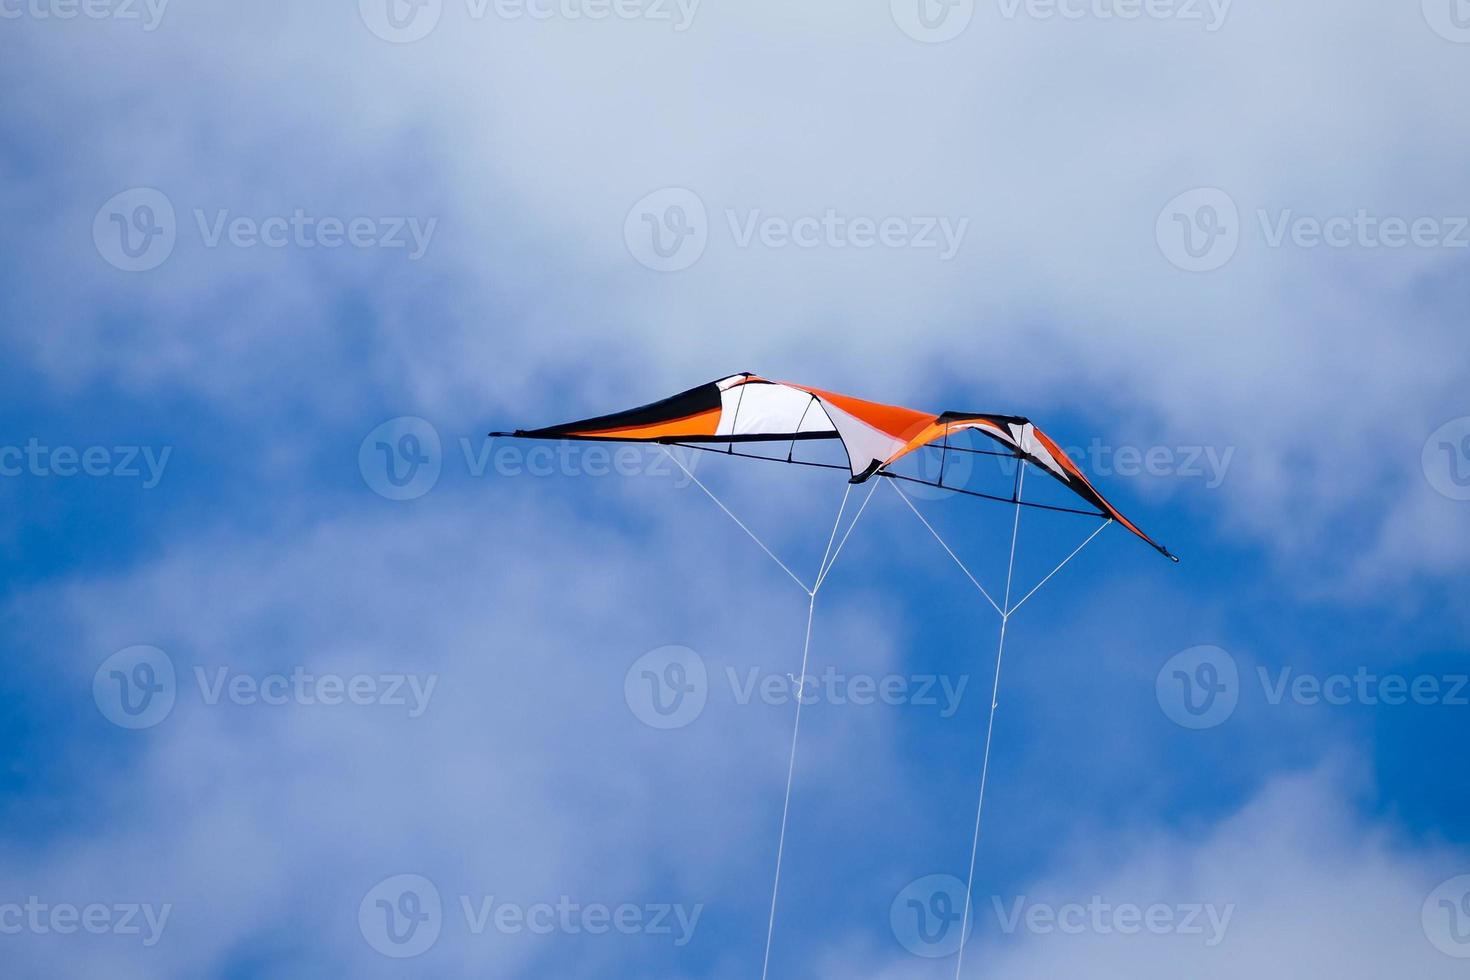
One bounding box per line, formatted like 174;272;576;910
3;1;1470;976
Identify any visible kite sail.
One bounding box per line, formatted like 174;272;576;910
493;372;1176;561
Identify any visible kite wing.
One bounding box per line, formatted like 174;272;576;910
493;373;1176;561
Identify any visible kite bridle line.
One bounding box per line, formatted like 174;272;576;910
889;469;1113;980
660;444;1113;980
659;447;882;980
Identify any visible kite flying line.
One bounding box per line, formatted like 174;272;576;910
491;372;1175;979
662;445;880;980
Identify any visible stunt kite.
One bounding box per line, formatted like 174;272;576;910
493;372;1178;980
492;372;1175;560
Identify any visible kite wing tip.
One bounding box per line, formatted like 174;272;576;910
1162;547;1180;564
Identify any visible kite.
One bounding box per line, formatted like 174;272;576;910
492;372;1177;979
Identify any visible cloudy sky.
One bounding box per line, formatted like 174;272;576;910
2;0;1469;975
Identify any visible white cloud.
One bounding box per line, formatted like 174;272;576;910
816;765;1470;978
3;2;1467;574
0;483;917;976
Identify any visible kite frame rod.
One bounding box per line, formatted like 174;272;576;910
916;442;1020;460
668;443;1111;521
665;442;852;473
876;471;1108;520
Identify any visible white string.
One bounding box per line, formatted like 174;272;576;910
953;461;1024;980
760;486;853;980
813;483;852;589
1006;519;1112;618
661;447;812;595
888;480;1003;616
813;479;880;593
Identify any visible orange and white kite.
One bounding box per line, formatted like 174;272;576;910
494;372;1177;980
494;372;1175;560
